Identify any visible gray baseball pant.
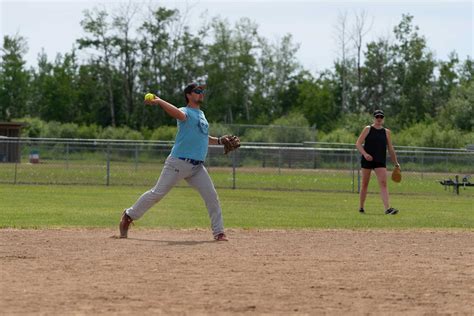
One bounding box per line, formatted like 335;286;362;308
125;156;224;236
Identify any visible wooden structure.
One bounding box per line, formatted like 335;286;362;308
0;122;24;163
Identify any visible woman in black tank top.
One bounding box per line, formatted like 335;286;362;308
355;110;400;215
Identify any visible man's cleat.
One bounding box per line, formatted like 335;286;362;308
359;208;365;214
214;233;228;241
119;211;133;238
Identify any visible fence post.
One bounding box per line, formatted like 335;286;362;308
455;175;459;195
351;149;355;193
65;142;69;170
14;153;18;184
420;152;424;180
311;124;316;142
232;151;236;189
106;143;110;186
13;138;20;184
134;144;139;172
278;148;282;175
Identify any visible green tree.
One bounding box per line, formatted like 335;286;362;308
0;35;30;120
112;4;140;128
391;14;436;126
77;8;118;126
138;7;204;128
438;82;474;131
252;34;301;123
278;70;310;117
432;52;459;113
204;17;300;124
458;56;473;85
350;10;373;111
333;11;352;114
75;63;108;125
31;51;78;122
204;17;257;123
295;73;338;132
360;37;396;113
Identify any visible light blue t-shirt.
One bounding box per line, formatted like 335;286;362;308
170;107;209;161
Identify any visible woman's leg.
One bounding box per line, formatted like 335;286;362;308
374;167;389;210
359;168;372;210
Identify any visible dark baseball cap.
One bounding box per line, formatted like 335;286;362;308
373;110;384;117
184;82;206;95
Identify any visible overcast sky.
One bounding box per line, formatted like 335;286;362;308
1;0;472;73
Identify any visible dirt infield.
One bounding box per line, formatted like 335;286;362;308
1;229;473;315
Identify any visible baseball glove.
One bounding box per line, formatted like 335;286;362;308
219;135;241;154
391;165;402;183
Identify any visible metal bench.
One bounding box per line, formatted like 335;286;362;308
439;175;473;195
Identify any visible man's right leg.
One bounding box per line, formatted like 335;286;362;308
186;164;225;240
120;157;187;237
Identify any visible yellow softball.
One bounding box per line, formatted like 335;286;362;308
144;93;155;101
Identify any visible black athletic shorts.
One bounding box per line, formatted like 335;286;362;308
361;159;386;169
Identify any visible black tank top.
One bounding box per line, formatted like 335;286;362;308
362;126;387;163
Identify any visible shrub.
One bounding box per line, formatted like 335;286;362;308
395;122;471;148
242;128;266;142
268;112;314;143
319;128;356;144
77;124;101;139
59;123;79;138
99;126;144;140
150;126;177;141
209;123;238;138
16;117;45;137
43;121;62;138
335;113;373;135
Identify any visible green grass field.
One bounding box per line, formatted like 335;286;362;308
2;160;472;195
1;183;472;229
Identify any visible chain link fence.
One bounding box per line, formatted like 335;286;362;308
0;138;473;196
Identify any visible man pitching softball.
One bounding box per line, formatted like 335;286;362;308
119;82;240;241
356;109;400;215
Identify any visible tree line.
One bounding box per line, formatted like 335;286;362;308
0;5;472;145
